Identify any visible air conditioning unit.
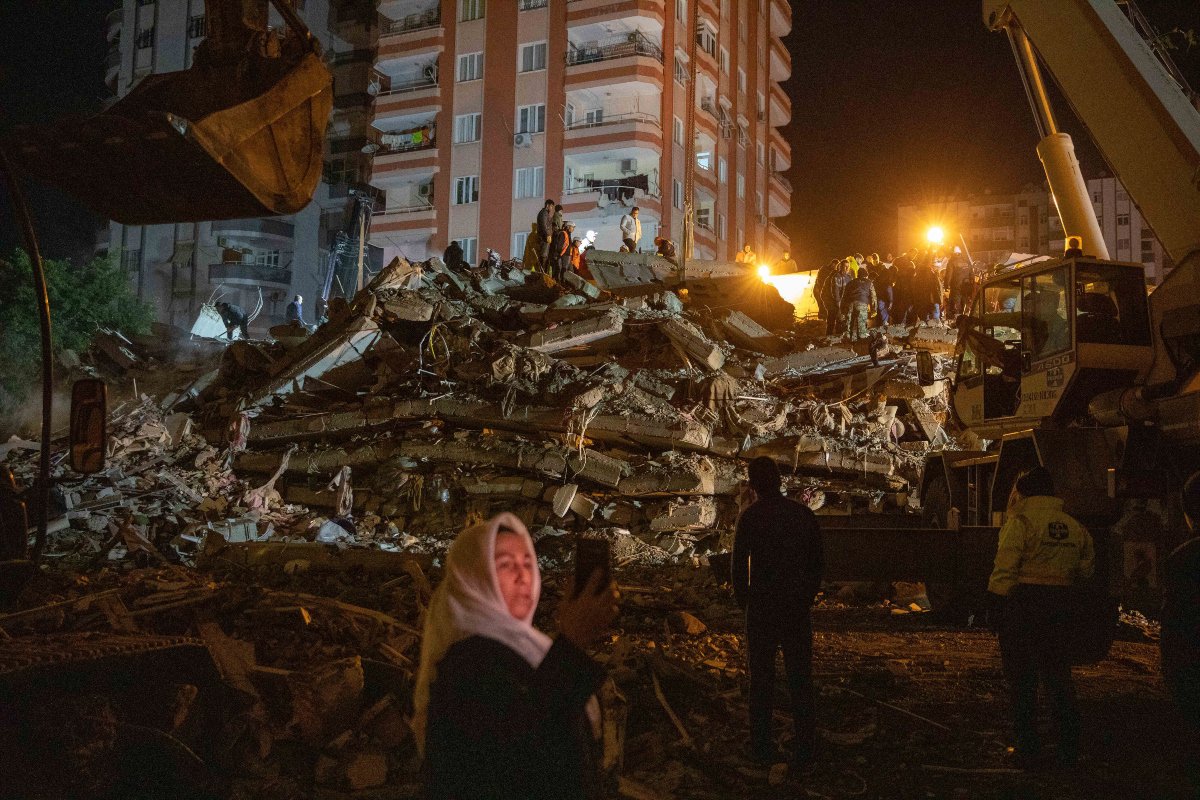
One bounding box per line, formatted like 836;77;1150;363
417;182;433;198
513;132;533;147
619;158;637;174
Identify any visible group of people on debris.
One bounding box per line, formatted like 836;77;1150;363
409;446;1200;797
814;248;981;340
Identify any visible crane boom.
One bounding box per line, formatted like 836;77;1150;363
986;0;1200;385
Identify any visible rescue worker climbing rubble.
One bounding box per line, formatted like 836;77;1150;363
987;466;1095;769
841;266;877;341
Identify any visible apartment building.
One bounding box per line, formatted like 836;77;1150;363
896;178;1170;282
368;0;793;266
100;0;382;332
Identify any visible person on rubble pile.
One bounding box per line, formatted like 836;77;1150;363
1162;472;1200;778
285;294;305;326
553;204;565;234
619;206;642;253
415;513;619;800
537;198;556;266
813;259;839;322
654;235;678;264
443;240;466;271
841;265;878;342
215;301;249;341
892;254;916;325
775;251;799;274
523;222;544;272
821;260;853;337
735;243;757;265
913;255;944;323
946;246;973;318
870;253;895;325
732;457;824;766
551;222;573;281
569;238;584;274
987;466;1095;770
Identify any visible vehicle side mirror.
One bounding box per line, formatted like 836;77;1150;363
70;378;107;474
1021;350;1032;373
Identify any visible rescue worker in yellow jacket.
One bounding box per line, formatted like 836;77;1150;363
987;466;1094;769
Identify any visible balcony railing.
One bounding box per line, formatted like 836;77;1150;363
375;74;439;97
212;217;296;238
564;111;660;132
209;263;293;285
374;136;436;155
519;0;548;8
566;32;663;66
382;9;440;35
564;179;660;204
771;172;793;192
375;201;435;216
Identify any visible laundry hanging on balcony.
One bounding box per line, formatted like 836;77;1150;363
585;174;650;206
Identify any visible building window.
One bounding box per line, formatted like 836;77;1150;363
675;0;686;23
719;46;729;74
696;151;712;171
696;20;717;57
757;90;766;120
736;173;745;198
1117;213;1130;227
672;179;683;210
737;66;747;94
121;248;141;272
718;157;727;184
757;141;765;164
457;52;483;82
520;41;547;72
673;115;684;146
674;56;689;85
756;190;763;214
454;175;479;205
717;212;726;239
513;230;528;259
255;250;281;269
736;226;743;248
514;166;545;199
187;15;206;38
460;0;485;21
459;237;478;264
1117;238;1131;251
565;103;575;126
697;207;712;229
454;113;482;143
517;103;546;134
135;27;155;48
584;108;604;125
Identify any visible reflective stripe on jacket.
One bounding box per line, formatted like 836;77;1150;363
988;496;1095;596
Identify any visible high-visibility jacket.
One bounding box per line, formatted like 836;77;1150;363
988;495;1095;596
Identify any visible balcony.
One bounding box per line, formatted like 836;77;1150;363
768;173;792;218
372;79;440;131
561;182;661;220
563;112;663;155
105;43;121;85
519;0;548;8
209;262;293;288
769;38;791;82
565;33;664;93
370;204;438;246
770;0;792;37
769;83;791;126
381;8;439;34
377;26;443;74
767;222;790;250
211;217;296;240
370;134;439;189
566;0;665;28
770;128;791;170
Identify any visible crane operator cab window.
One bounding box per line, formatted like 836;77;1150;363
1022;267;1071;362
1075;263;1151;347
972;275;1023;418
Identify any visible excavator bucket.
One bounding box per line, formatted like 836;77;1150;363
3;0;331;225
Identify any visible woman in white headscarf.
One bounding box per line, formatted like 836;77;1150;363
414;513;618;800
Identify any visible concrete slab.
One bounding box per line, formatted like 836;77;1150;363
659;318;725;371
529;311;624;353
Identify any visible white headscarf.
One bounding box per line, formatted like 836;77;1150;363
412;513;551;754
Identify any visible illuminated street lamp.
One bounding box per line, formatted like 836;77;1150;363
926;225;945;246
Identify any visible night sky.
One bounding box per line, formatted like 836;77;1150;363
0;1;1196;264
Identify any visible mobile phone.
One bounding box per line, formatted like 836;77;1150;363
573;538;611;596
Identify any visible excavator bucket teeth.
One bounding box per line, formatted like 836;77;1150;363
4;46;331;225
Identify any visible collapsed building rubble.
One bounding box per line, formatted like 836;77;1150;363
0;251;971;796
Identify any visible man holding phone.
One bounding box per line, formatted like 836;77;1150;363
732;457;824;766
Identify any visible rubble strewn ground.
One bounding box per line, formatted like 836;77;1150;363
0;254;1187;798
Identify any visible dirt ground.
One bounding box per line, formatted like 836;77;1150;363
599;570;1190;800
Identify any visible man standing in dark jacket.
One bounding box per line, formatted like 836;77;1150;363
537;198;556;267
732;457;824;765
821;260;853;337
842;266;877;341
892;255;917;325
813;259;838;322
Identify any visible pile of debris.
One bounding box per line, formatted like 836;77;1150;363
168;250;963;563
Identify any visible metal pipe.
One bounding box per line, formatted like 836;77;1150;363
0;147;52;562
1005;25;1057;138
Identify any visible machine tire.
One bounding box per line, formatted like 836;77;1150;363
920;474;971;624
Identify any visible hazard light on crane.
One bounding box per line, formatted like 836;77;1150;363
757;264;772;281
926;226;945;246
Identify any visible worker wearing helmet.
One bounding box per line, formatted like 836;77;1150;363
987;466;1095;769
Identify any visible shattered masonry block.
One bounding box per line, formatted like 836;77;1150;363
631;372;675;401
463;476;533;496
563;271;602;299
720;310;783;354
566;449;628;488
761;345;858;377
907;326;958;353
659;318;726;371
652;291;684;315
550;293;588;309
569;492;599;520
529;311;624;353
649;497;718;531
381;294;434;322
552;484;579;517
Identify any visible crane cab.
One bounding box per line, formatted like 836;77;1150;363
952;257;1153;439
